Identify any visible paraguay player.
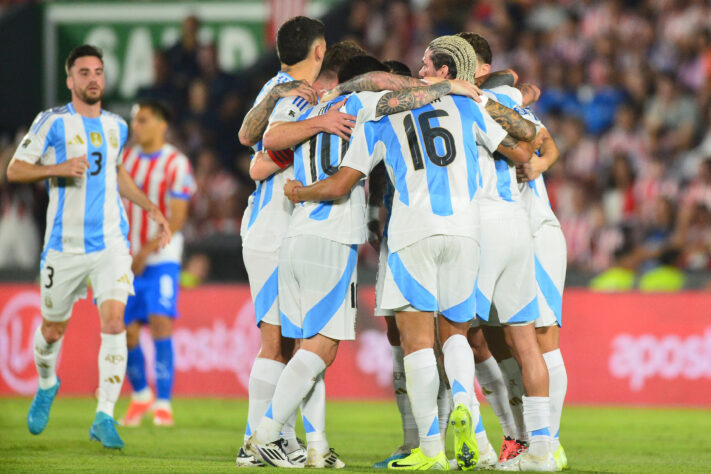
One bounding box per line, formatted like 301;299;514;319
7;45;171;449
119;99;195;427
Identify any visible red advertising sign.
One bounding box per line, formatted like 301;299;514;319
1;284;710;405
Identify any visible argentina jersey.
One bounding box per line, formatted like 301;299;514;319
287;92;382;245
515;105;560;232
341;95;507;253
14;103;130;258
240;71;298;252
478;86;525;207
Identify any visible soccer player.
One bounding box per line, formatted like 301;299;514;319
7;44;171;449
119;99;195;427
235;18;359;468
515;106;568;471
280;37;538;470
245;54;483;469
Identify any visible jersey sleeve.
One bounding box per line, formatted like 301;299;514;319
486;85;523;108
13;112;58;164
169;155;196;200
352;91;389;124
340;122;384;176
475;98;508;153
269;96;311;124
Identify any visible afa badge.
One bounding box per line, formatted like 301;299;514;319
90;132;103;147
108;130;119;149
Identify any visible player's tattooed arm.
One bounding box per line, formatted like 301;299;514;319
497;134;536;164
478;69;518;88
238;80;317;146
374;79;481;117
326;71;423;100
485;100;536;142
517;83;541;107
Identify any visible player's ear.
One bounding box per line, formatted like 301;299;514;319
314;40;325;64
439;65;451;80
66;74;73;91
480;63;491;76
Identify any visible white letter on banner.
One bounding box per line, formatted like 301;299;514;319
121;28;154;98
85;27;119;95
218;27;258;71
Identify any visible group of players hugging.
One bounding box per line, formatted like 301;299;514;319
8;12;567;473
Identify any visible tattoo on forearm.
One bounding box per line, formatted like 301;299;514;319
480;71;515;89
241;81;302;144
375;82;451;116
338;71;422;95
485;100;535;141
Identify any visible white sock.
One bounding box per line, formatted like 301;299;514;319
245;358;285;442
254;350;325;444
404;349;441;458
543;349;567;451
442;335;474;411
97;331;127;418
281;410;299;447
301;374;329;454
476;356;516;439
523;396;551;458
33;327;62;390
392;346;418;449
437;381;452;445
499;357;527;442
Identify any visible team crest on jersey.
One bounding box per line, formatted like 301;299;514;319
108;130;119;148
90;132;103;147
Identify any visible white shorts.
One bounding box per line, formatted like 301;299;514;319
533;223;567;328
477;207;539;325
40;247;134;322
278;236;358;341
374;237;395;317
381;235;478;323
243;247;281;327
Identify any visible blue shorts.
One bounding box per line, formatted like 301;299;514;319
125;262;180;325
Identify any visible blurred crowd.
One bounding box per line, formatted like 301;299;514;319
1;0;711;287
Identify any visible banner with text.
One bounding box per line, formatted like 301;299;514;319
1;285;710;405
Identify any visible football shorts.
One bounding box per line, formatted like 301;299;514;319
533;223;567;328
374;237;395;317
381;234;478;323
243;247;281;327
278;235;358;341
125;262;180;324
40;246;134;322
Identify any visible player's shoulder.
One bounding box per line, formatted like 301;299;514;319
256;71;294;102
101;109;128;128
165;143;190;162
484;85;521;108
29;104;72;134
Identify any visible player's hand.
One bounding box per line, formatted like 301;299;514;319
284;179;304;203
273;80;318;105
447;79;483;102
57;155;90;178
367;219;382;253
320;87;341;103
131;251;148;276
516;157;544;182
532;129;545;150
319;98;356;141
148;206;172;248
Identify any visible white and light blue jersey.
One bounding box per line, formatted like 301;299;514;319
240;71;297;252
515;106;560;232
288;91;385;245
14;103;130;258
478;85;525;207
342;95;507;252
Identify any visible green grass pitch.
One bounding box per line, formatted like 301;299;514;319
1;397;710;472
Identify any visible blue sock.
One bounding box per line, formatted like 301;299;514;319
126;345;148;392
154;337;174;400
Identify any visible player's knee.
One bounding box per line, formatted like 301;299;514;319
125;324;140;348
149;315;173;339
401;333;433;355
41;321;66;343
101;317;126;335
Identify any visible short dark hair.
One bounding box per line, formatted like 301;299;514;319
136;98;173;124
338;55;388;83
320;40;367;77
383;60;412;77
276;16;325;66
65;44;104;74
430;51;457;80
456;32;492;65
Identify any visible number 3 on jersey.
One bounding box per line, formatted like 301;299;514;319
403;110;457;170
90;151;102;176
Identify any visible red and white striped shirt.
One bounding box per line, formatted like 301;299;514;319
122;143;195;264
